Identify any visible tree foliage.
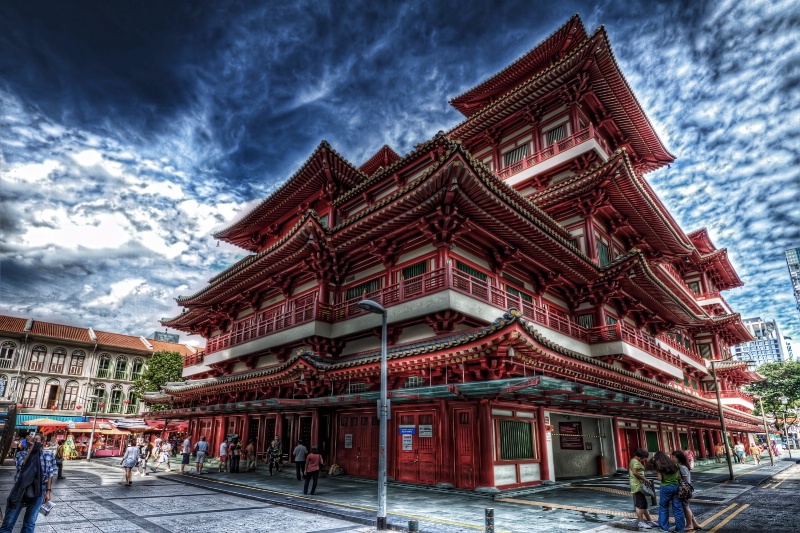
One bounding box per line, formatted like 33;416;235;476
132;351;184;410
746;361;800;428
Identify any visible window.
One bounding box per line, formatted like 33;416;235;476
403;376;425;388
62;381;79;410
29;345;46;372
114;356;128;380
699;344;712;359
597;240;610;267
96;354;111;378
41;379;60;409
606;316;618;325
318;214;328;227
69;351;86;375
131;359;144;381
688;281;701;295
345;278;380;301
545;125;565;146
506;285;533;303
504;144;528;167
691;379;698;390
498;420;535;460
347;382;369;394
569;238;579;250
108;386;123;413
89;385;106;412
21;378;39;408
49;348;67;373
0;374;7;398
125;391;139;414
402;261;427;280
456;261;488;282
577;314;595;329
0;342;16;368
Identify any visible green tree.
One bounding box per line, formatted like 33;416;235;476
746;361;800;431
132;351;184;411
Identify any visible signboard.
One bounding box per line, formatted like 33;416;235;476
559;421;584;450
402;434;413;451
344;434;353;449
419;424;433;438
399;425;416;435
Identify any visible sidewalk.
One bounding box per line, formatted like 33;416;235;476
91;454;798;533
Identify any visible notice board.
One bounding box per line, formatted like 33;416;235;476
559;421;584;450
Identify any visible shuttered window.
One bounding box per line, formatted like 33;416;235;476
499;420;535;460
688;281;700;295
402;261;427;279
546;125;565;146
597;240;610;267
456;261;487;281
503;144;528;167
345;278;380;301
506;286;533;303
577;314;594;329
605;316;618;325
645;431;660;452
699;344;713;359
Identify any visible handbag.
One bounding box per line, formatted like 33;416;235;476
678;479;694;501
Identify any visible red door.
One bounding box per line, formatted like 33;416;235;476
337;413;379;478
395;411;437;485
622;429;640;460
453;408;478;489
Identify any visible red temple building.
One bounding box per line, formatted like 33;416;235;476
147;15;762;489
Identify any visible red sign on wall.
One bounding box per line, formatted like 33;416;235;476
559;421;584;450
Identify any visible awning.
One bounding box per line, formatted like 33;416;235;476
145;420;188;431
16;414;84;428
67;427;130;435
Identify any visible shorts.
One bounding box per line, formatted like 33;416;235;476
736;451;744;458
182;453;190;465
196;451;207;464
220;455;228;462
633;492;648;510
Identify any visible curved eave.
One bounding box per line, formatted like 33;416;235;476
359;145;402;176
161;308;208;330
448;28;674;170
213;142;365;248
687;228;717;255
449;14;588;116
705;314;756;344
531;151;695;257
698;249;744;290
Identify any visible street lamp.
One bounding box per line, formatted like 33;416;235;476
357;299;388;531
709;357;756;481
754;396;775;466
85;396;102;461
780;396;793;458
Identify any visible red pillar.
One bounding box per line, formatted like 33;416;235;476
311;409;320;449
241;414;251;445
478;400;495;488
584;217;597;262
697;428;708;458
438;400;453;486
638;420;646;451
214;416;225;454
657;422;665;451
276;414;285;449
612;416;625;469
538;407;551;481
673;425;682;452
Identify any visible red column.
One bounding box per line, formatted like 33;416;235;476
538;407;551;481
673;425;682;452
241;414;251;445
584;217;597;262
697;428;707;458
311;409;320;449
638;420;646;451
478;400;495;488
657;422;665;451
438;400;453;486
214;416;225;454
612;416;625;469
276;414;285;450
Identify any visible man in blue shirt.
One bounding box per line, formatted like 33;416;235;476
194;436;209;475
0;433;57;532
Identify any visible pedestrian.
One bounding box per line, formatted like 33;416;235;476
180;435;191;474
267;437;282;476
245;440;256;471
652;451;686;533
194;436;209;474
293;440;309;481
9;438;17;459
218;438;228;472
672;450;701;531
0;434;57;533
170;438;178;457
119;439;140;486
303;446;324;495
55;439;66;480
733;441;745;464
713;442;725;463
629;448;657;530
683;447;695;470
771;440;780;458
749;442;761;465
134;443;147;476
229;440;241;473
152;440;172;472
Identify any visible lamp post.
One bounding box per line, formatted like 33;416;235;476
779;397;793;458
358;299;388;531
86;396;102;461
709;357;756;481
755;397;775;466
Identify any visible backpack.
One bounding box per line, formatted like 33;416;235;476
678;478;694;501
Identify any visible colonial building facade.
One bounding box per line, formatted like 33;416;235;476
0;314;195;423
150;16;762;488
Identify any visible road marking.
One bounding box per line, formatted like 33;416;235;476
699;503;738;528
706;503;749;533
564;485;632;496
500;497;636;518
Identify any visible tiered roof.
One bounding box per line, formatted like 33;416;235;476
359;145;402;175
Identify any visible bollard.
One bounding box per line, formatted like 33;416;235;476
408;519;419;532
485;507;494;533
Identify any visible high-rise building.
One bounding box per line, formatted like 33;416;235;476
786;337;795;361
787;247;800;318
732;317;791;366
150;331;180;343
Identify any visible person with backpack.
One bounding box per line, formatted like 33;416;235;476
229;439;241;473
0;433;57;532
672;450;701;531
652;451;686;533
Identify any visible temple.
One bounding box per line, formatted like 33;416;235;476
149;15;762;489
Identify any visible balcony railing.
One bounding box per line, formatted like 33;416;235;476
657;334;705;366
125;404;139;414
21;398;36;408
42;399;59;409
96;368;111;379
28;362;44;372
703;390;754;405
0;358;13;369
49;365;64;374
496;124;611;180
107;403;122;414
114;370;127;380
696;290;720;300
63;401;77;410
195;265;689;375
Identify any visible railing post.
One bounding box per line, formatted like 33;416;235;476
485;508;495;533
408;519;419;533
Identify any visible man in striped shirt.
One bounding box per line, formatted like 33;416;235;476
0;434;57;532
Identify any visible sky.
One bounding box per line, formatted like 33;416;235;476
0;0;798;351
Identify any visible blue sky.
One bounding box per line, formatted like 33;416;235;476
1;0;798;350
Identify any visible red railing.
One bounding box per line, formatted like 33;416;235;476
193;264;686;372
703;390;754;404
657;334;705;365
496;124;611;180
696;291;720;300
658;262;699;296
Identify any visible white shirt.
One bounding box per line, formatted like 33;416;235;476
220;441;228;456
182;438;191;453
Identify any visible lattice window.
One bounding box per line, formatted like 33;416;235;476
114;356;128;380
21;378;39;408
546;125;565;146
597;240;611;267
402;261;427;280
577;314;595;329
688;281;701;295
29;345;46;371
131;359;144;381
403;376;425;388
96;354;111;378
0;341;15;361
69;351;86;375
345;279;380;301
49;348;67;373
347;382;369;394
504;144;528;167
498;420;535;460
456;261;487;282
605;316;618;325
62;381;79;410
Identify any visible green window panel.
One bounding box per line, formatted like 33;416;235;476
597;240;610;267
499;420;535;460
679;433;689;450
504;144;528;167
456;261;487;282
645;431;659;452
402;261;427;279
345;279;380;301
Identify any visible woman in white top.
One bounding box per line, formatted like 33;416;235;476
672;450;700;531
120;439;140;486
